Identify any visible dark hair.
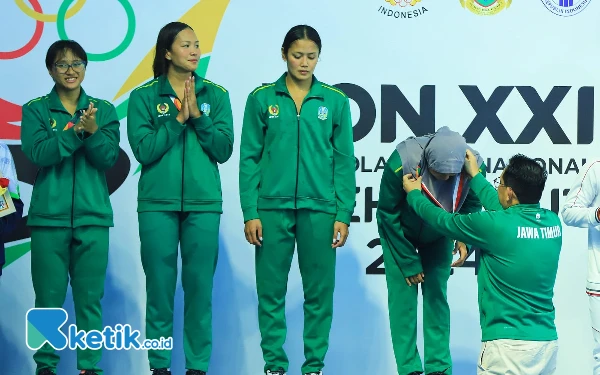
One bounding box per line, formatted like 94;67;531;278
503;154;548;204
153;22;193;78
45;40;87;70
282;25;322;55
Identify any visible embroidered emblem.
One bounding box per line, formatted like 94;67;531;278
268;105;279;119
317;106;328;121
200;103;211;116
157;103;170;117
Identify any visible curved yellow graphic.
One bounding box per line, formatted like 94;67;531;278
113;0;230;101
15;0;86;22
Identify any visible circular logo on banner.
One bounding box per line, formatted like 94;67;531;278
540;0;591;16
377;0;429;19
460;0;512;15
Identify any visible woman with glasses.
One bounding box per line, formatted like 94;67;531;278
21;39;121;375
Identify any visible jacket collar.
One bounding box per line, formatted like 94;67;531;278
274;72;324;99
158;71;205;97
48;86;91;114
507;203;542;211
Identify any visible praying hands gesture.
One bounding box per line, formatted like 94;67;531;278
176;75;202;124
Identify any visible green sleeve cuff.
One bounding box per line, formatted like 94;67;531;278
335;210;352;225
165;118;186;135
60;127;83;149
400;259;424;278
83;129;104;148
189;114;212;130
406;189;422;205
242;207;259;223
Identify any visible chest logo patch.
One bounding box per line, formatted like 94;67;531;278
200;103;211;116
157;103;170;117
317;106;328;121
268;104;279;119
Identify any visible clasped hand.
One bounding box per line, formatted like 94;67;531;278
74;102;98;134
176;75;202;124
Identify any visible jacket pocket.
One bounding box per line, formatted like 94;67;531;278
259;146;296;199
297;152;334;201
139;148;182;202
183;142;222;202
478;342;487;368
75;167;111;219
30;166;72;219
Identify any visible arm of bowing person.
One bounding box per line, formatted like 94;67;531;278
561;161;600;228
333;97;356;224
376;160;424;278
188;90;234;164
127;88;185;165
82;102;121;171
21;100;83;167
406;188;493;251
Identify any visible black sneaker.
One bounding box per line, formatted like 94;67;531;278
266;370;286;375
186;371;206;375
38;370;55;375
151;369;171;375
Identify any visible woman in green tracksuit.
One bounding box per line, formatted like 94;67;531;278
21;40;120;375
238;25;356;375
376;127;486;375
126;22;234;375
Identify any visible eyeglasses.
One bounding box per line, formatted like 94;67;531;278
54;61;87;73
493;177;507;190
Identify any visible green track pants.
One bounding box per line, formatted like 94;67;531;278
30;226;109;375
382;236;454;375
256;209;337;374
139;211;220;372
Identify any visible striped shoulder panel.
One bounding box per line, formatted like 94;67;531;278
251;83;275;96
203;79;227;93
321;84;347;98
25;95;48;106
134;79;159;91
88;98;114;107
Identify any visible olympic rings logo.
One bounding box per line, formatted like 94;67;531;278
0;0;136;61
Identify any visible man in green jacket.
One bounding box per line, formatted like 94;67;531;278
403;150;561;375
376;126;485;375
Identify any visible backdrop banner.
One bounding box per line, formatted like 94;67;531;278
0;0;598;374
